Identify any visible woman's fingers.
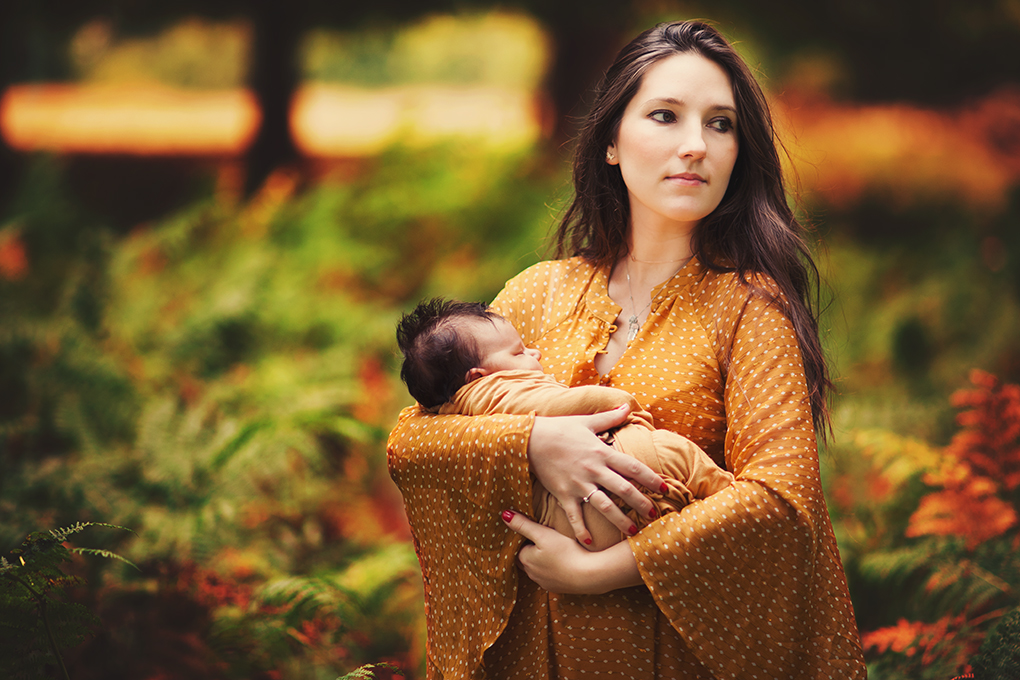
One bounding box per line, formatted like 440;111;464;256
527;410;665;538
502;509;592;594
559;499;593;546
604;449;668;498
502;509;556;544
580;403;631;434
599;451;664;519
585;489;639;536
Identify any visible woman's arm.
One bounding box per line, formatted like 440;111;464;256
389;401;662;540
622;280;864;677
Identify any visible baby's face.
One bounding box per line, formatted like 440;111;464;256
471;317;543;374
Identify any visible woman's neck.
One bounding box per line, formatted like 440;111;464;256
596;226;694;377
624;225;694;286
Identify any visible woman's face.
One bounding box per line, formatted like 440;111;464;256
607;52;739;234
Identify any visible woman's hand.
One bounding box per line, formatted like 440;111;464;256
528;405;665;543
502;510;642;594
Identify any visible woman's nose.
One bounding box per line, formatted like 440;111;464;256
677;124;707;159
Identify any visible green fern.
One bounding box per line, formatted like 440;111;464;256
972;606;1020;680
0;523;134;680
336;662;403;679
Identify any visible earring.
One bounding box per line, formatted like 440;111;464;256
606;151;616;163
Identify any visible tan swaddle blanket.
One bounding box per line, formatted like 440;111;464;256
439;370;734;550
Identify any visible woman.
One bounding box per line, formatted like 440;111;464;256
388;20;866;679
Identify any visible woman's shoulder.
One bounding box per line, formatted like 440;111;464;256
493;257;597;336
692;262;782;302
685;263;791;333
504;256;595;291
497;256;597;305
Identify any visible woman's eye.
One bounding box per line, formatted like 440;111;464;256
709;117;734;132
649;110;676;123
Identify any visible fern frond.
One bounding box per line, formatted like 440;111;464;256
70;547;139;570
208;419;269;473
257;575;355;617
48;521;134;543
336;662;403;679
972;605;1020;679
859;542;941;584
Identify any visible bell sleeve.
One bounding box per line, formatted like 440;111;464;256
388;406;533;678
626;276;866;679
386;266;554;678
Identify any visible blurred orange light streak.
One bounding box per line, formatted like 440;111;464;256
2;83;1017;212
290;84;541;156
0;84;261;155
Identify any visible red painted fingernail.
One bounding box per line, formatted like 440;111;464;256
628;525;638;536
648;507;658;518
584;538;592;545
501;510;515;523
660;482;669;493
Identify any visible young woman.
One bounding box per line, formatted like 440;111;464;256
388;20;866;679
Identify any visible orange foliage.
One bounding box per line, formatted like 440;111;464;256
779;87;1020;212
863;617;931;654
172;561;253;610
353;355;396;425
862;614;980;669
906;483;1017;551
906;371;1020;548
948;370;1020;490
0;229;28;280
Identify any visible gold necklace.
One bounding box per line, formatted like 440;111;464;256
625;257;691;341
628;251;691;265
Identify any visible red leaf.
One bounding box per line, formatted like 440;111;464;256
906;485;1017;550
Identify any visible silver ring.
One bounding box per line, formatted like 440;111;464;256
582;489;598;504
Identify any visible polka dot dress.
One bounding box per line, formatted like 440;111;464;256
388;257;866;679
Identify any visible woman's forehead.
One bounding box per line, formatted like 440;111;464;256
630;52;736;110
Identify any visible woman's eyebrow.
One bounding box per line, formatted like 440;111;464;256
643;97;737;113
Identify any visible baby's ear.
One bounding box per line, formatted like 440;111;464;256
465;367;489;383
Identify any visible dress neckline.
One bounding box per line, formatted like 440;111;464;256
584;255;703;327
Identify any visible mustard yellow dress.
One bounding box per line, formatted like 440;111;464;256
387;257;866;679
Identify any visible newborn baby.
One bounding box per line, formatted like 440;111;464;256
396;297;734;550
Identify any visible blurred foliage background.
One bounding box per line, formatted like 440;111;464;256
1;1;1019;678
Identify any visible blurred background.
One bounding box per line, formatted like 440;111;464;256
1;1;1019;678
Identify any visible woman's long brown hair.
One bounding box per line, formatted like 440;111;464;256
554;20;833;437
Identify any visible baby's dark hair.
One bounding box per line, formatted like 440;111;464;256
396;297;501;408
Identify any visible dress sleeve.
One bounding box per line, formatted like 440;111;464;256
626;280;866;678
386;263;568;676
387;405;533;677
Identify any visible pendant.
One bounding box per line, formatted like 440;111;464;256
627;315;639;341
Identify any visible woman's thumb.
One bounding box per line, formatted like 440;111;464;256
585;403;630;433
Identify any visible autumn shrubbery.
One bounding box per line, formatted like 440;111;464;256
0;148;553;679
2;140;1019;677
832;370;1020;679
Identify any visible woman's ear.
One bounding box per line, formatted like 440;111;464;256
465;367;489;383
606;143;619;165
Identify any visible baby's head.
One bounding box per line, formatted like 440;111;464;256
396;298;542;408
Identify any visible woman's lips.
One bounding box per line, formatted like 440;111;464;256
667;172;706;186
